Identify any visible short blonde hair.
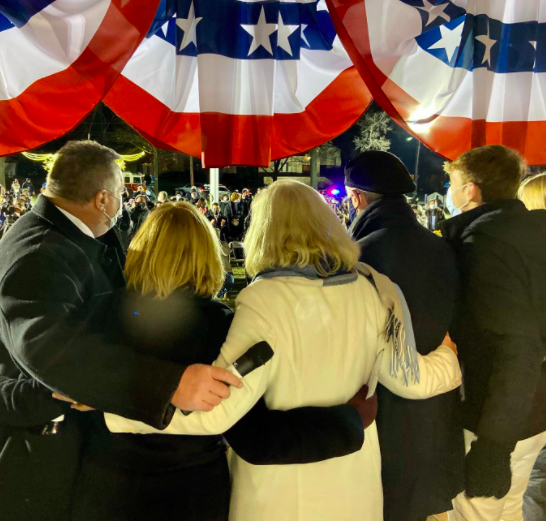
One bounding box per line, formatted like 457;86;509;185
444;145;527;202
519;173;546;210
231;192;241;202
125;202;224;299
244;180;360;278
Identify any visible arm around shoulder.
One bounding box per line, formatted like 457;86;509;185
378;337;461;400
106;289;275;435
0;252;184;429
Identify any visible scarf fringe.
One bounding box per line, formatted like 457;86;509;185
386;311;420;386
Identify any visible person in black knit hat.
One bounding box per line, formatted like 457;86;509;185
346;150;465;521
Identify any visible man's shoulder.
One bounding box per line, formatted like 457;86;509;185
463;204;546;261
0;213;91;281
359;219;452;253
358;223;458;294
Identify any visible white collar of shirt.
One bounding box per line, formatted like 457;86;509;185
56;207;95;238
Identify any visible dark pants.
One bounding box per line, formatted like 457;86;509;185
72;456;230;521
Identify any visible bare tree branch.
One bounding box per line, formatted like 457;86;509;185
353;112;392;153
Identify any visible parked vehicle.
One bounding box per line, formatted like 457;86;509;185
175;183;230;202
175;184;206;197
124;172;143;193
205;184;230;200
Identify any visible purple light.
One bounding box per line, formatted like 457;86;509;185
331;189;340;196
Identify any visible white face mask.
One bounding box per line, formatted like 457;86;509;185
103;190;123;230
451;182;471;212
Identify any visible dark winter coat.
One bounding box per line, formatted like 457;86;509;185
441;200;546;446
350;196;465;521
240;197;251;218
116;207;132;252
129;203;149;239
230;200;242;218
0;196;183;427
21;181;35;195
220;200;233;220
425;207;446;231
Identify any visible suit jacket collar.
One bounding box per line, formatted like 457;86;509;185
349;195;417;241
32;195;108;263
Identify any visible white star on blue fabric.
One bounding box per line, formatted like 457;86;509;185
417;0;451;27
428;22;463;62
476;22;497;67
241;7;278;56
277;13;299;56
176;2;203;52
161;20;169;37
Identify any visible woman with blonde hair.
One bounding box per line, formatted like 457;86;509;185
519;173;546;210
108;181;462;521
66;201;233;521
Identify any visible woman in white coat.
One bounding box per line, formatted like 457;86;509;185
107;180;461;521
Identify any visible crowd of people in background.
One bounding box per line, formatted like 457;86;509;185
1;170;258;301
1;170;460;242
111;183;256;300
0;178;37;238
2;166;541;312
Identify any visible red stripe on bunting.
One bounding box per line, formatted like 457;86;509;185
104;74;202;157
381;73;546;164
326;0;546;165
200;113;273;167
325;0;408;129
105;66;372;167
271;67;371;161
0;0;161;157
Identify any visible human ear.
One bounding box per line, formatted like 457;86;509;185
94;190;107;211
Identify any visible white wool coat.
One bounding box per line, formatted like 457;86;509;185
106;274;461;521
